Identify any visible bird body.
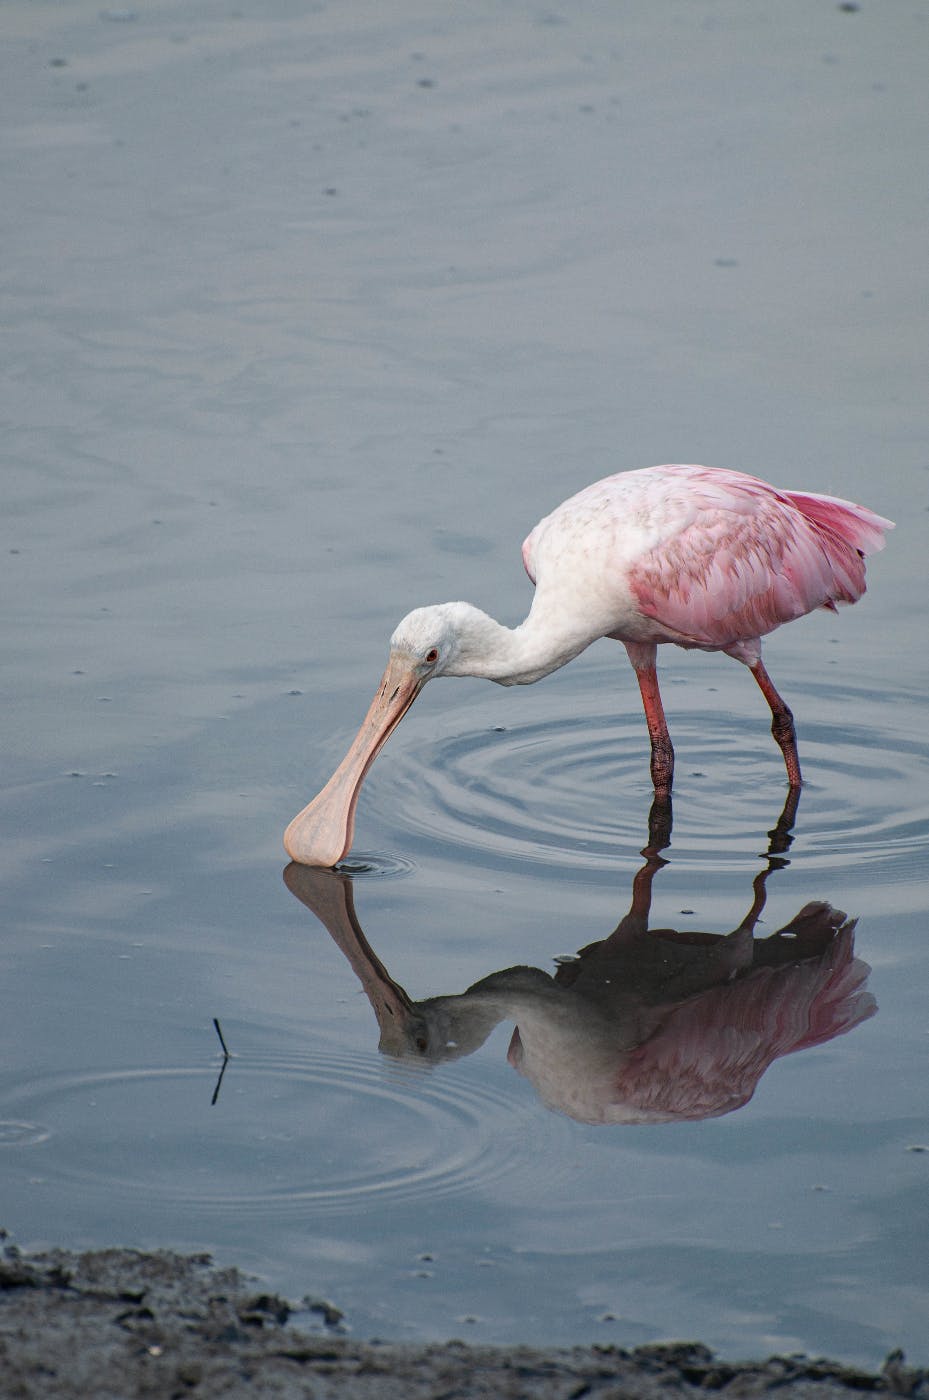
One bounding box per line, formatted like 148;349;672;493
284;464;892;867
521;463;885;666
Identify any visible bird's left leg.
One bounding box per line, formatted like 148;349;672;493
624;642;674;796
750;659;802;787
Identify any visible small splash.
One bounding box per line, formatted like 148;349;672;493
335;851;416;878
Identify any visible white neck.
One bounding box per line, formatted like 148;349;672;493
444;594;598;686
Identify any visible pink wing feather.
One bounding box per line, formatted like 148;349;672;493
629;469;892;651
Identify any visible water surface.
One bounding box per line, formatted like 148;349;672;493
2;0;927;1368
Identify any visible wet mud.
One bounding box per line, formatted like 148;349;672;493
1;1244;925;1400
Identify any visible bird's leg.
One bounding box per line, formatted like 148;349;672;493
750;659;802;788
624;643;674;796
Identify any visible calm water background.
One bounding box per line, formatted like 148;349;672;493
2;0;927;1366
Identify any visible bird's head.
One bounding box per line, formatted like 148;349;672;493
389;600;495;678
283;601;494;869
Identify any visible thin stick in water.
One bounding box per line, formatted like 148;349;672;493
213;1017;230;1057
211;1018;231;1106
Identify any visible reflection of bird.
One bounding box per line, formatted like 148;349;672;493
500;902;874;1124
285;464;892;866
283;796;877;1125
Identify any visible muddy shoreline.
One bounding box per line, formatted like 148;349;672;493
1;1243;925;1399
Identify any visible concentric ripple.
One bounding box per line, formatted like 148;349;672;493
706;678;929;882
0;1120;50;1147
0;1045;564;1220
383;710;653;870
367;671;929;878
334;850;416;879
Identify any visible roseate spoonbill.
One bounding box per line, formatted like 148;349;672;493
285;464;892;866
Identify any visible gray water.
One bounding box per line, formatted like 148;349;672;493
2;0;927;1367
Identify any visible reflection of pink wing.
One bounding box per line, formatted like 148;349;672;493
612;925;875;1121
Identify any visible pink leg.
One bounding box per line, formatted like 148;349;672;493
625;643;674;795
750;659;802;787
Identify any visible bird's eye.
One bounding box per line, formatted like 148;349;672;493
424;647;440;664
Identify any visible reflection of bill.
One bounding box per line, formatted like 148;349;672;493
284;797;875;1126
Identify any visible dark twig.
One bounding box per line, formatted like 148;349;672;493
211;1018;231;1106
212;1017;230;1058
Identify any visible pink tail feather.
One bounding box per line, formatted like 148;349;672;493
784;490;894;557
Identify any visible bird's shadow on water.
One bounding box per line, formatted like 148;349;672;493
279;792;876;1126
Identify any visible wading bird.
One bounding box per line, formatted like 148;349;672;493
285;464;891;867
